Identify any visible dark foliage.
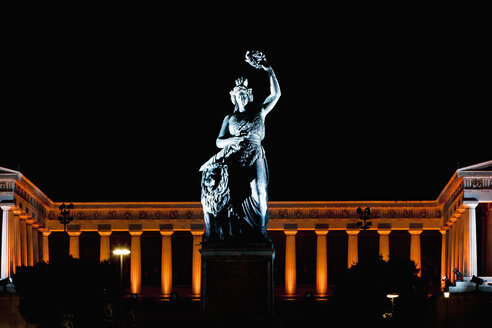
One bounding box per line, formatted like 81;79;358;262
13;257;119;327
333;256;435;327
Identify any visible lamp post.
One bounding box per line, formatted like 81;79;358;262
356;207;372;230
444;291;450;327
113;249;130;296
387;293;399;312
383;293;399;319
58;203;73;258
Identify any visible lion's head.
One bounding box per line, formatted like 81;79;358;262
201;163;230;216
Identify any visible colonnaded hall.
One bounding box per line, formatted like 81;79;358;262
1;160;491;298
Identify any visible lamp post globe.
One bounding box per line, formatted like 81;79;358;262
113;248;130;297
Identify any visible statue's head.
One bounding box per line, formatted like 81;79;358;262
230;77;253;110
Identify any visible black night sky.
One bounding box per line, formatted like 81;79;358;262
3;5;490;203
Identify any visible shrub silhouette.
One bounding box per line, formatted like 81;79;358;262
333;256;425;327
13;257;119;327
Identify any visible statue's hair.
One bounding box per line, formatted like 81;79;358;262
230;77;253;109
201;164;230;216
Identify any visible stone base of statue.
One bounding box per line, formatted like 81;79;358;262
199;239;275;323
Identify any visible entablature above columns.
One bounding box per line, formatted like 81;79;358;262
439;160;492;228
462;175;492;202
0;168;52;229
5;161;492;235
45;201;442;221
42;200;443;232
45;216;442;232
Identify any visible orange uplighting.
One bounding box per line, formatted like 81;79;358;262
316;230;328;296
347;230;359;268
130;231;142;294
161;232;173;297
285;230;297;296
409;229;422;277
191;232;203;297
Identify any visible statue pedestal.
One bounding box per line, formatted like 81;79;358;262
200;242;275;322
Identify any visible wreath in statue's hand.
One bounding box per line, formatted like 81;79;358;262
245;50;267;69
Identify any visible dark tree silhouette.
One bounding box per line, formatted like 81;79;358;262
13;257;119;327
333;256;432;327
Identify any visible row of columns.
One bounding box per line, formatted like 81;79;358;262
4;204;491;296
99;225;203;297
444;200;480;282
2;217;426;297
284;224;424;297
485;204;492;275
1;206;48;280
62;224;417;297
49;203;492;296
0;220;205;297
61;224;204;297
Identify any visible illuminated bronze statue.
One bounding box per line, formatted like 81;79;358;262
200;50;281;243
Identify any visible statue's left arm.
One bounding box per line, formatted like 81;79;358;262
261;63;281;117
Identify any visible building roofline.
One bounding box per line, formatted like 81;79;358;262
4;161;491;212
457;160;492;172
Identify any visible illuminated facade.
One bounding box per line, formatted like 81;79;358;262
1;161;492;296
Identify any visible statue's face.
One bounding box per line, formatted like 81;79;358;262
235;90;249;107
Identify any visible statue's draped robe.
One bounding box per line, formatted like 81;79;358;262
200;111;269;241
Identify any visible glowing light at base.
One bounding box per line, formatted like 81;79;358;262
113;249;130;255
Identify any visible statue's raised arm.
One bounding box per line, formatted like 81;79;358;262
245;50;281;116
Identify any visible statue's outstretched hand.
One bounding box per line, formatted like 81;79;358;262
245;50;267;70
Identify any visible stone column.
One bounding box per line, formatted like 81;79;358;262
463;199;479;277
377;224;391;261
346;227;359;268
486;204;492;276
7;208;15;274
284;224;297;296
191;224;204;298
1;205;14;279
446;223;453;281
458;208;465;275
98;225;112;262
160;224;173;297
440;228;447;290
447;214;458;282
19;216;27;266
13;211;21;269
68;231;81;259
32;224;39;264
41;229;50;263
409;224;423;277
452;216;459;275
315;224;329;297
129;225;143;295
448;215;459;282
25;218;34;266
453;214;460;278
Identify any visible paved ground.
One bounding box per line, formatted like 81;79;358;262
3;287;491;328
0;290;336;328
